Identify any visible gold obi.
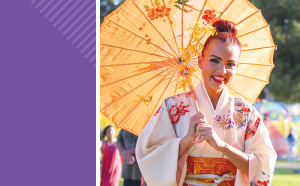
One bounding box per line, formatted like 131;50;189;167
183;157;237;186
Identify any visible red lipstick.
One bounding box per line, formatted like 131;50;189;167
211;75;226;83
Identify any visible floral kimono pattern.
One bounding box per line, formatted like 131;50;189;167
136;80;276;186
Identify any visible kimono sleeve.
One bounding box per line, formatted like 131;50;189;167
243;108;277;186
136;100;182;186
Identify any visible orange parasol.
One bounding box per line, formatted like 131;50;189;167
100;0;275;135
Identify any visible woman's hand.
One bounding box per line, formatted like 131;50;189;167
126;155;135;165
179;111;207;158
195;111;226;151
184;111;208;143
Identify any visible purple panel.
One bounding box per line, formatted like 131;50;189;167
0;1;95;186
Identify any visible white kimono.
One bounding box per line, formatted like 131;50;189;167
136;80;277;186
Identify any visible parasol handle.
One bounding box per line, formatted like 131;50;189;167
188;82;200;112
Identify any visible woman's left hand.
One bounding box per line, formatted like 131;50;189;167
195;111;226;151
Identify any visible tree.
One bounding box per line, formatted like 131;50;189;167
250;0;300;102
100;0;125;24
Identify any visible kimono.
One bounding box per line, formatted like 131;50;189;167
136;80;277;186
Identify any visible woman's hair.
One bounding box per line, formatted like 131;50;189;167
202;20;241;56
101;125;114;140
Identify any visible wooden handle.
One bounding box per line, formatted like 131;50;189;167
188;82;199;112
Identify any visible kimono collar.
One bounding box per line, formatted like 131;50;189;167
192;80;234;157
194;79;231;125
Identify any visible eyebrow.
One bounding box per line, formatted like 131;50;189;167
210;55;222;60
210;55;238;63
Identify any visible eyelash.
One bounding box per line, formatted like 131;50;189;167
210;59;219;63
227;63;236;67
210;59;236;67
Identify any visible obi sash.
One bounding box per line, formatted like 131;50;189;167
183;157;237;186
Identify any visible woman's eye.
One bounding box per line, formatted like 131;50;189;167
227;63;236;67
210;59;219;63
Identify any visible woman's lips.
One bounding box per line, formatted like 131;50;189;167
211;75;226;83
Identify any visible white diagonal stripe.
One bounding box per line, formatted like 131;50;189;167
40;0;54;13
85;46;96;58
45;0;64;18
63;1;95;36
80;36;96;53
89;55;96;63
67;10;95;40
35;0;45;9
77;28;95;50
71;20;95;44
53;0;81;27
58;0;90;31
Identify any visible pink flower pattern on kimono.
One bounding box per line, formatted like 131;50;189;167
241;103;251;113
234;98;243;108
169;102;190;124
254;180;270;186
154;108;160;116
153;104;165;116
213;110;236;129
245;117;261;140
225;113;235;129
141;176;147;186
233;97;250;128
213;114;226;129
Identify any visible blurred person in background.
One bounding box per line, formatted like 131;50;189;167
263;112;271;134
287;128;298;162
100;125;122;186
116;129;142;186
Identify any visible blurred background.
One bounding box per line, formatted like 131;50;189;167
100;0;300;185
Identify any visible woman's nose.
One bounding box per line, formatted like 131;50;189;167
217;64;226;73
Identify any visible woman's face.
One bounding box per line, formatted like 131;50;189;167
106;127;115;138
198;40;240;95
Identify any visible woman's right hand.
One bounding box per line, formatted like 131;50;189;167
185;111;206;143
179;111;206;158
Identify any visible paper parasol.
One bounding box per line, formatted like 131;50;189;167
100;0;275;135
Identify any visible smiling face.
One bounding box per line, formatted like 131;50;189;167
198;39;240;96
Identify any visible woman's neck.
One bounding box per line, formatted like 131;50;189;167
106;137;116;144
203;83;223;110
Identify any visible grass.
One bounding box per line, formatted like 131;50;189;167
272;168;300;186
119;178;123;186
276;159;300;163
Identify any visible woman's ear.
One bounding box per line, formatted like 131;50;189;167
198;55;203;69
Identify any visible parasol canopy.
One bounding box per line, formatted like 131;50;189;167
100;0;275;135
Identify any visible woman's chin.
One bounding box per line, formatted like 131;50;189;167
209;80;226;90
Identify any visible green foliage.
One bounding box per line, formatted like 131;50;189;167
250;0;300;102
100;0;125;24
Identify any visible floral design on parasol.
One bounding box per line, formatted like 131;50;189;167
100;0;275;135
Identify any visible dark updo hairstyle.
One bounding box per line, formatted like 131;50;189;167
202;20;241;56
100;125;114;141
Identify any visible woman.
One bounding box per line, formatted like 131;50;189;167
100;125;122;186
136;20;277;186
